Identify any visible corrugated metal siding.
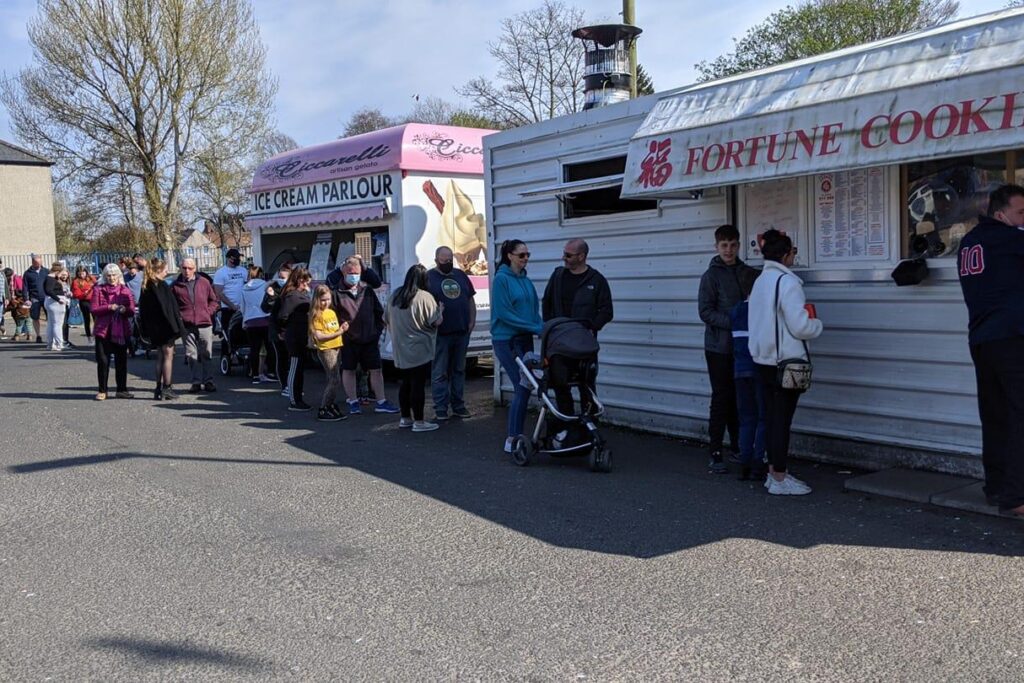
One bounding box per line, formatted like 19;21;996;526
485;104;981;473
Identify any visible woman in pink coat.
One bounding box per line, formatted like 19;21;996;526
90;263;136;400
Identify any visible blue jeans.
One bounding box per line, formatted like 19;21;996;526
432;332;471;414
492;335;534;439
735;375;766;467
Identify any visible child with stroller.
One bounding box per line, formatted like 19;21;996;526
730;267;767;482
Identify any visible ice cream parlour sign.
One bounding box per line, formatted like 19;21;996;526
251;172;394;216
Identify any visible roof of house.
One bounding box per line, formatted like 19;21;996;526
0;140;52;166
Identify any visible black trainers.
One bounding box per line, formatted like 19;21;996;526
328;404;348;420
289;400;312;411
188;383;202;394
203;381;217;392
317;406;344;422
162;385;179;400
708;450;728;474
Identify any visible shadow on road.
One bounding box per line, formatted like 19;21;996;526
3;339;1022;560
84;637;271;672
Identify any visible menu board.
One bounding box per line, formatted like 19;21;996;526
814;168;889;261
742;177;804;266
307;232;333;281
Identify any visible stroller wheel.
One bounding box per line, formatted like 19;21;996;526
589;445;612;473
219;355;230;376
511;436;532;467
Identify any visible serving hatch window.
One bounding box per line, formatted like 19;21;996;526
903;152;1012;259
561;156;657;220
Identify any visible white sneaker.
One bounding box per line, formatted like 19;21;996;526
412;420;439;432
399;417;414;428
258;373;274;383
767;475;812;496
504;437;514;453
280;388;291;398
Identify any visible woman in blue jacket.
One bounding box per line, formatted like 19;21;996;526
491;239;544;453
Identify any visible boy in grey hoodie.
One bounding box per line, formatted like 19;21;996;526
698;224;757;473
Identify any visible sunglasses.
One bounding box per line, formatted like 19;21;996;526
513;252;530;259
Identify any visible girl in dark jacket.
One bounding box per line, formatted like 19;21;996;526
139;258;185;400
278;267;313;411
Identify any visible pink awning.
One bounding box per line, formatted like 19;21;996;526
250;123;497;193
247;201;389;230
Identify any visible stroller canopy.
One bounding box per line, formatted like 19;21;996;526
542;317;599;360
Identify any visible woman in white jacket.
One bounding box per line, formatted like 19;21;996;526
748;229;823;495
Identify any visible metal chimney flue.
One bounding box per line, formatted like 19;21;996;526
571;23;642;110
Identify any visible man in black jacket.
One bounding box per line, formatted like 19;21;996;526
542;239;613;439
22;254;47;343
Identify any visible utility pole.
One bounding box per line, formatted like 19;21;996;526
623;0;637;98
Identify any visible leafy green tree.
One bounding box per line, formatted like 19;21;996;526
343;108;396;137
696;0;959;82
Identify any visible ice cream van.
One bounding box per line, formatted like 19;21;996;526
248;123;496;361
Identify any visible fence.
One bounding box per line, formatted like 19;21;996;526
0;246;254;275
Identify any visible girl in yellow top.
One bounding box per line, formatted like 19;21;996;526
309;284;348;422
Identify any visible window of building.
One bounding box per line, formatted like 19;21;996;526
903;152;1012;258
561;156;657;220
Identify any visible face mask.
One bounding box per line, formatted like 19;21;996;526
437;262;453;274
274;277;287;286
344;274;360;287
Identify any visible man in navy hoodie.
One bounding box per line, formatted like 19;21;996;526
22;254;47;343
958;184;1024;516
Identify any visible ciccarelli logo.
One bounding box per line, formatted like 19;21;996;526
412;133;483;162
260;145;391;182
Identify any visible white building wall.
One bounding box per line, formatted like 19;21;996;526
485;98;982;476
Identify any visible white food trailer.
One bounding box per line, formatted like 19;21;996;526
249;123;496;360
484;8;1024;475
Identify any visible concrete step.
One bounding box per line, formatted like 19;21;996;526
844;468;1017;519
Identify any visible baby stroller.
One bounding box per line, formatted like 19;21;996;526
129;314;153;359
219;310;251;375
511;317;612;473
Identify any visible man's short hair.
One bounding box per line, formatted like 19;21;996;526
988;184;1024;217
341;256;363;273
435;246;453;259
566;238;589;257
714;224;740;242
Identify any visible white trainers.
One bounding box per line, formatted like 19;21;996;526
767;475;812;496
504;437;514;453
412;420;439;432
399;417;414;428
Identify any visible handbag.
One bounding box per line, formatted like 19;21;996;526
774;274;812;392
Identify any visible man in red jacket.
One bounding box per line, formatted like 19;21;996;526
171;258;220;393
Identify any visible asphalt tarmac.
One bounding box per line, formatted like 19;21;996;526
2;328;1023;681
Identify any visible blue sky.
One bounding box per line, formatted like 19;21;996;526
0;0;1012;149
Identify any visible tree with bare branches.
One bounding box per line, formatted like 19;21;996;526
1;0;277;263
457;0;586;128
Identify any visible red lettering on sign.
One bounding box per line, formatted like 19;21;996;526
637;138;673;188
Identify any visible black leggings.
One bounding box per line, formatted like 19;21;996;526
79;300;92;337
245;326;269;377
756;364;802;473
398;362;431;420
95;336;128;393
272;335;289;389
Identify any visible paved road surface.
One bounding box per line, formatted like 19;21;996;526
1;328;1023;680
